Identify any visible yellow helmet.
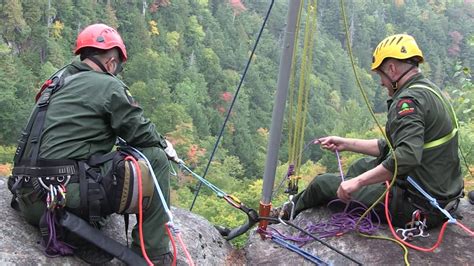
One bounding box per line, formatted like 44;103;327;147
371;34;424;70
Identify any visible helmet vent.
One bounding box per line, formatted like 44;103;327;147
389;36;397;45
396;36;404;45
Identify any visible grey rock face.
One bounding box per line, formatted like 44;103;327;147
245;199;473;265
1;174;472;265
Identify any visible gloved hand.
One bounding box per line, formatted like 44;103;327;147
164;139;183;164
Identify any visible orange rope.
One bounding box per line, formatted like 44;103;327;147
176;230;195;266
125;156;153;265
166;224;178;266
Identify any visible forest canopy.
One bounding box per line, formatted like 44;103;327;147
1;0;473;245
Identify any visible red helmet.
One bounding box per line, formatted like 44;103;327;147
74;23;127;62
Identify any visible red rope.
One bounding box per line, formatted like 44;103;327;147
166;224;178;266
384;181;473;252
175;230;195;266
125;156;153;265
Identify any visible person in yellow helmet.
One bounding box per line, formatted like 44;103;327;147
371;34;424;93
271;34;463;229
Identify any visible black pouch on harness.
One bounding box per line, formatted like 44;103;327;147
80;149;155;221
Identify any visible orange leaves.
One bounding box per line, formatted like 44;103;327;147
186;144;206;165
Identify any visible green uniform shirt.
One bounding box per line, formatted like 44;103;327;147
36;60;166;160
378;73;462;200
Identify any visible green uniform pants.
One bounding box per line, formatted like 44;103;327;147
16;146;170;259
291;157;446;228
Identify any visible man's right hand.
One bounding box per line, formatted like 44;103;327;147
316;136;347;152
164;139;184;164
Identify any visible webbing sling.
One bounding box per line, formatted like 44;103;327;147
59;211;147;266
408;84;459;149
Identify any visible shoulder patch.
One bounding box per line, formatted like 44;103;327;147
396;98;416;117
124;88;138;107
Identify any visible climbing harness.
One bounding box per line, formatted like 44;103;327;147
190;0;275;211
9;67;83;257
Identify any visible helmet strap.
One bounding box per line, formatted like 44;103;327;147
391;65;416;90
87;56;108;73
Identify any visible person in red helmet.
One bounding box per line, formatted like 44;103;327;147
9;23;178;264
74;23;127;75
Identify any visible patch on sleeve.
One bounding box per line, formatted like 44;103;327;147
124;88;138;106
396;98;416;117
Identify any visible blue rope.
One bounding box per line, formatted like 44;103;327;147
129;146;174;223
406;176;457;223
189;0;275;211
270;234;327;265
180;163;227;198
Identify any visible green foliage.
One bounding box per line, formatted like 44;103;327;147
445;62;474;176
1;0;473;245
0;146;15;164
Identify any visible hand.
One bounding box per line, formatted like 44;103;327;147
336;178;361;202
316;136;347;152
164;139;183;164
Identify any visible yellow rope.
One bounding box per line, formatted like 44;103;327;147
339;0;409;265
288;2;305;164
296;1;317;174
289;1;318;177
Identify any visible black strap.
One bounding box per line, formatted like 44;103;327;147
12;63;75;165
13;108;40;165
88;181;103;222
59;211;147;265
78;160;108;222
124;214;130;247
8;177;22;211
78;161;88;217
88;56;108;73
29;89;54;165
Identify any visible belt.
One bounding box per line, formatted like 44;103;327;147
13;163;78;176
13;175;79;188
